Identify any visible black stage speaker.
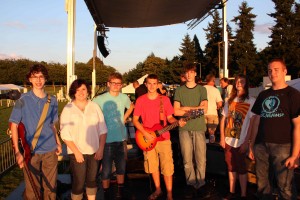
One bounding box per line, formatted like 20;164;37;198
97;35;109;58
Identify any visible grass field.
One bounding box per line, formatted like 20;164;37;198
0;86;68;199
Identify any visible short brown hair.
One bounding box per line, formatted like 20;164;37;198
268;58;286;69
108;72;123;82
184;63;197;73
206;74;215;83
220;77;229;83
146;74;158;82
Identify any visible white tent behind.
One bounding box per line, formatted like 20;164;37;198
122;74;148;94
0;84;25;91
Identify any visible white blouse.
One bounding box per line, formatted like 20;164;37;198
60;100;107;154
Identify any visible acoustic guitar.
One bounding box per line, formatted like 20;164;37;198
7;122;42;200
135;109;204;151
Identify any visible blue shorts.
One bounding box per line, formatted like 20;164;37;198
101;142;126;180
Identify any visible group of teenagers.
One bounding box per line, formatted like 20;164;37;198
9;58;300;200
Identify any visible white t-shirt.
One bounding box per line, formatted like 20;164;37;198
222;97;255;148
60;100;107;154
204;85;223;116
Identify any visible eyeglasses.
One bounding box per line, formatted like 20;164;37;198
30;76;45;80
109;82;122;86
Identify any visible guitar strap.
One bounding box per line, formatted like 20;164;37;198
159;95;164;126
31;94;51;151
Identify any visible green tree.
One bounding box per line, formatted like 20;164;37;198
268;0;300;79
231;1;259;85
143;53;166;76
167;56;184;84
203;10;223;77
123;62;145;83
47;62;66;85
179;34;196;65
86;57;117;84
193;35;204;63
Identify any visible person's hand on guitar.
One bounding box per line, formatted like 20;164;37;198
178;118;187;127
143;131;155;143
74;151;85;163
15;151;24;168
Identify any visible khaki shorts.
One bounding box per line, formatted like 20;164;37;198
205;115;219;129
143;140;174;176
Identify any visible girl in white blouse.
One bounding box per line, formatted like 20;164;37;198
60;79;107;200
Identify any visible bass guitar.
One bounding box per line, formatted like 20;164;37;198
7;122;42;200
135;109;204;151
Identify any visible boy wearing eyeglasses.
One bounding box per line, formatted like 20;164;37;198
93;72;134;199
9;64;62;200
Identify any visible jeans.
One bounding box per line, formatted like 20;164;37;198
179;130;206;189
102;142;126;180
254;143;297;200
69;154;99;196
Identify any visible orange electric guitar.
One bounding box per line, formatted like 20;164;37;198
135;109;204;151
7;122;42;200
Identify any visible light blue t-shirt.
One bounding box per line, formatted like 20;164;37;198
9;91;58;154
93;92;131;143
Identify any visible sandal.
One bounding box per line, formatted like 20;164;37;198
148;191;163;200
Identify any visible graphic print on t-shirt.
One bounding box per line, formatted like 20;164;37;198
261;96;284;118
225;102;250;139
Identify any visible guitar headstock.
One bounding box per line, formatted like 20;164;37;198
184;109;204;120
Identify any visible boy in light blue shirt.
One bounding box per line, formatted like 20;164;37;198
93;72;134;199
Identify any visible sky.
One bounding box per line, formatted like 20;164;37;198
0;0;277;74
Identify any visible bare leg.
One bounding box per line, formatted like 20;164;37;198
164;175;173;200
102;179;110;189
239;173;248;197
116;174;125;184
151;171;162;196
87;195;96;200
228;171;237;193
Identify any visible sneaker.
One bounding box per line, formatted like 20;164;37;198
223;192;237;200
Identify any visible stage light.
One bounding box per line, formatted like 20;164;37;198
97;35;109;58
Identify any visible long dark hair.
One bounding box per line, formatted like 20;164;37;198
228;74;249;105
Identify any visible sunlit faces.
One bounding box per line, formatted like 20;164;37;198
235;78;246;92
108;78;122;92
29;72;46;89
75;84;88;101
185;70;197;82
146;78;158;93
268;61;287;84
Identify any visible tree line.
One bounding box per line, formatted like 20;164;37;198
0;0;299;87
